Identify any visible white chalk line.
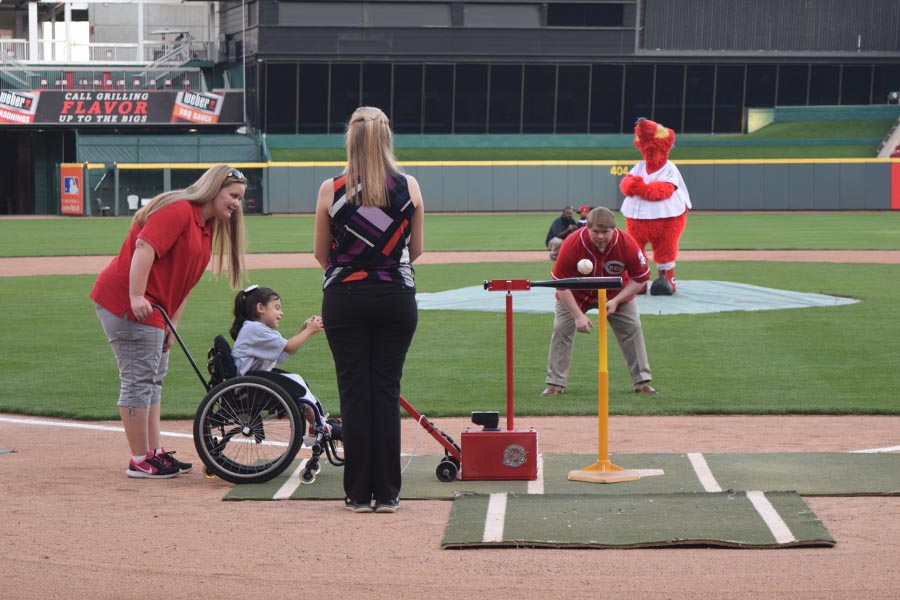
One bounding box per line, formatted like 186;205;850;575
851;445;900;454
687;452;722;492
274;459;309;500
0;415;294;446
746;490;797;544
0;415;192;440
482;492;508;543
527;454;544;494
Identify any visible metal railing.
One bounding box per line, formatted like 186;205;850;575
0;66;206;92
0;38;216;64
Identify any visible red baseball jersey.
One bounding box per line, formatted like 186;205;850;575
91;200;213;329
551;226;650;312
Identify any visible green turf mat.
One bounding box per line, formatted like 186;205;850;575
706;452;900;496
222;452;900;501
441;492;835;549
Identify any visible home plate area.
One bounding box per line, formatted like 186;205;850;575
224;451;900;550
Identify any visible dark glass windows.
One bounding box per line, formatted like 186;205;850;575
362;63;391;114
488;65;523;133
454;64;489;133
556;66;590;133
841;65;872;105
423;64;454;134
745;65;777;107
654;65;685;131
329;63;361;132
623;65;653;128
590;64;623;134
547;3;625;27
392;64;423;133
260;61;894;135
264;63;297;133
809;65;840;106
522;65;555;133
873;65;900;105
714;66;744;133
297;64;329;134
683;65;714;133
777;65;809;106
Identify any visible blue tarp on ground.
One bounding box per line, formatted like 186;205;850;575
416;280;858;316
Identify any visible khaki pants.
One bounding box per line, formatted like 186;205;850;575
546;298;651;389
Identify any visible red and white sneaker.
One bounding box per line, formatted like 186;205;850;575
126;454;179;479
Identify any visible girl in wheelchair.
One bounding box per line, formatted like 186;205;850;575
230;284;336;440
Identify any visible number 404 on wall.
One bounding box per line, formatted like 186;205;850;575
609;165;630;176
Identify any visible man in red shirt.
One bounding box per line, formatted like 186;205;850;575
542;207;657;396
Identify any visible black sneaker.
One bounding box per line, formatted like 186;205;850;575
127;454;179;479
326;417;343;441
155;450;193;474
344;498;373;513
374;499;400;514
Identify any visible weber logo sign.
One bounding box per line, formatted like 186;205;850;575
171;91;224;124
0;90;39;124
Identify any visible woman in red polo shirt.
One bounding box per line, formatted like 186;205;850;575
91;164;247;479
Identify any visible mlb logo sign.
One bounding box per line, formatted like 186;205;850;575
64;176;80;195
60;165;83;215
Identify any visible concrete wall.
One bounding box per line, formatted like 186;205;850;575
265;160;900;213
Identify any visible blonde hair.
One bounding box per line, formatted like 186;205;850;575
132;164;247;288
343;106;400;207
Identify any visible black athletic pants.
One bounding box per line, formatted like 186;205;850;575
322;282;418;505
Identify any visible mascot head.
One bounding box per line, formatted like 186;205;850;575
633;118;675;174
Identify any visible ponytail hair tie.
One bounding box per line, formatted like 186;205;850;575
243;284;259;295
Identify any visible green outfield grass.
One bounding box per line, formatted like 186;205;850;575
2;212;900;257
0;260;898;420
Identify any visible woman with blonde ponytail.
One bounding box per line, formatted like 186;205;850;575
91;164;248;479
314;106;424;513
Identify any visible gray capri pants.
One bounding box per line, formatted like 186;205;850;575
94;302;169;408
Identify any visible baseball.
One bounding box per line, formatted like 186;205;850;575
577;259;593;275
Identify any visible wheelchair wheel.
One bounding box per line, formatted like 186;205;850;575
193;375;305;484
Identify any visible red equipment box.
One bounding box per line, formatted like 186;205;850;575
460;428;538;480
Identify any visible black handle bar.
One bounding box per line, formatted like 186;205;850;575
152;304;211;392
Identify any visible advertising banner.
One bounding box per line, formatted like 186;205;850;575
60;164;84;215
0;90;244;126
0;90;39;124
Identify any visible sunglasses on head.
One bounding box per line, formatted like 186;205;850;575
227;168;246;181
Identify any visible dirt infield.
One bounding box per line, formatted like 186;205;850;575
2;414;899;599
2;249;899;277
2;250;899;599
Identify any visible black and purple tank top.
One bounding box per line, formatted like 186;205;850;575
322;172;416;290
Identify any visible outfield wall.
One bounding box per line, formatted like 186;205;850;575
266;160;900;213
75;159;900;216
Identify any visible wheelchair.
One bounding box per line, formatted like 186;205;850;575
153;304;343;486
195;335;344;485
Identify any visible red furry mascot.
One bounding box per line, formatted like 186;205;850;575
619;118;691;295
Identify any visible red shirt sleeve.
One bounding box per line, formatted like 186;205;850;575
138;201;192;258
620;231;651;283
